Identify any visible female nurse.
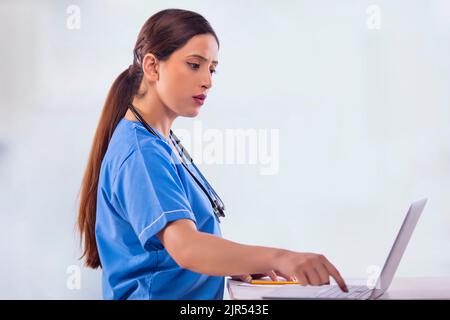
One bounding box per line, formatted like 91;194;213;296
77;8;348;300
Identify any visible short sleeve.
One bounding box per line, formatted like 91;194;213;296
111;138;197;251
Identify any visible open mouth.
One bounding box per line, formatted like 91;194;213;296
192;96;205;105
192;94;206;105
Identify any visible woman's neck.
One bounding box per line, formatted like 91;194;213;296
125;96;177;140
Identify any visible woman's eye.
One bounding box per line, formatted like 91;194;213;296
188;62;200;70
188;62;217;75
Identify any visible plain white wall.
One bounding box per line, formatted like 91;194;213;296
0;0;449;299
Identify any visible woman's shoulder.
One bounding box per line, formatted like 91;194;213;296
105;118;175;171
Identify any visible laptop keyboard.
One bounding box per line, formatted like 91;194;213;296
315;285;373;299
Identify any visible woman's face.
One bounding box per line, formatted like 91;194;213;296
142;33;219;118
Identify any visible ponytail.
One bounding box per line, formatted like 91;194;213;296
77;67;135;268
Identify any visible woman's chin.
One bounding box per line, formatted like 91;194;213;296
183;108;201;118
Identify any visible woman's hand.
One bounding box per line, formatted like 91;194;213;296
273;250;348;292
230;270;280;283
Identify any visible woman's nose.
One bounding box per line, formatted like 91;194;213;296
202;71;212;89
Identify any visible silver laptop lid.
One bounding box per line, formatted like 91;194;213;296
370;198;427;299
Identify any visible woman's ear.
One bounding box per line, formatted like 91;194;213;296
142;53;159;82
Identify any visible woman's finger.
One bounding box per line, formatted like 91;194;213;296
250;270;278;281
293;271;309;286
305;267;321;286
272;270;299;282
265;270;278;281
322;258;348;292
230;274;253;283
315;264;331;285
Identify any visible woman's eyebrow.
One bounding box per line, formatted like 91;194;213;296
187;54;218;66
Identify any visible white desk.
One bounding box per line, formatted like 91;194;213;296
227;277;450;300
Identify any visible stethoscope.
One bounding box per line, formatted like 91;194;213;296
127;103;226;222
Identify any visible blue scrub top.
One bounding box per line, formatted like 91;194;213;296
95;118;224;300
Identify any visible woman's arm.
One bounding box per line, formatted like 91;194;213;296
156;218;348;291
156;219;281;276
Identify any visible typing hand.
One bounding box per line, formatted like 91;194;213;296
230;270;279;283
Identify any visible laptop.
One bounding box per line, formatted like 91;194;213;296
260;198;428;300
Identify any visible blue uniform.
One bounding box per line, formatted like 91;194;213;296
95;118;224;300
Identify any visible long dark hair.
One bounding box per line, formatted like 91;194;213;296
77;8;220;269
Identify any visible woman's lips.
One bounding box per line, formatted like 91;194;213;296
192;96;205;105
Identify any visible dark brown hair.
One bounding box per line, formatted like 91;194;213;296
77;8;220;269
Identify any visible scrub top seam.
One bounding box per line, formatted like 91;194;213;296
110;148;137;188
132;130;164;214
138;209;192;240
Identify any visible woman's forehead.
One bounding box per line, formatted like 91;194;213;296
176;34;219;63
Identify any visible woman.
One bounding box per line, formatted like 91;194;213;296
77;8;348;300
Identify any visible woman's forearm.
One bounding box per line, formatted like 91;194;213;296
182;230;285;276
